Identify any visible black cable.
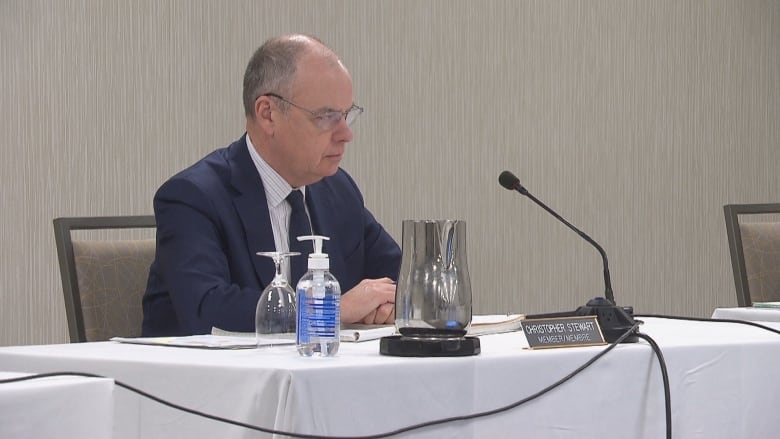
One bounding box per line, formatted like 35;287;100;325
0;323;640;439
634;332;672;439
354;321;642;439
0;371;304;437
633;312;780;439
634;313;780;336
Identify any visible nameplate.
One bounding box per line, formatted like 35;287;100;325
521;316;606;349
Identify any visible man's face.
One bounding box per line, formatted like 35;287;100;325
268;55;355;188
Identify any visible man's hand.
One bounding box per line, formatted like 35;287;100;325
340;278;396;324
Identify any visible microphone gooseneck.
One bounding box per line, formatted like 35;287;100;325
497;170;615;305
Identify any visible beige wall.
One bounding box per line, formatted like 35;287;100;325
1;0;778;346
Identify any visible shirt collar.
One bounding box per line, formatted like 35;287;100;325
245;134;305;207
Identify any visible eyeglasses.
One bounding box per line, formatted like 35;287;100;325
263;93;364;131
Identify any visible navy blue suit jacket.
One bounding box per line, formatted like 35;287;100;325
142;136;401;336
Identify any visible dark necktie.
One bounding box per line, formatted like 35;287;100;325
287;189;312;284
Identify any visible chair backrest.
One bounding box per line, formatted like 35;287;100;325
723;204;780;306
53;216;156;342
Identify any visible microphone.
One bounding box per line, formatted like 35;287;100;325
498;170;636;343
498;171;614;304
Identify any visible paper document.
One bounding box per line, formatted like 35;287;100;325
340;324;397;342
338;315;525;339
207;315;525;343
752;302;780;309
212;326;397;343
467;314;525;336
110;334;292;349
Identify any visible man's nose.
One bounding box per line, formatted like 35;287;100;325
332;118;353;143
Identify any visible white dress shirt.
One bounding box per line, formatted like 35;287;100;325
246;134;312;281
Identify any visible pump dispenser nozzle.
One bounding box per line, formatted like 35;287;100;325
297;235;330;270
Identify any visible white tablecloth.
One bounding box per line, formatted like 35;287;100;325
1;317;779;439
711;306;780;322
0;371;114;438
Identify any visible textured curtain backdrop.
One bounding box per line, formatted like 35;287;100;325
1;0;778;345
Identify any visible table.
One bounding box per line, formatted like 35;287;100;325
0;371;114;438
1;317;780;439
711;306;780;322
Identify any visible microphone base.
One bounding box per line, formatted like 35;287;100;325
525;297;639;343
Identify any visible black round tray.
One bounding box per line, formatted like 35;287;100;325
379;335;480;357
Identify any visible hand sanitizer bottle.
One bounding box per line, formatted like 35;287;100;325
295;235;341;357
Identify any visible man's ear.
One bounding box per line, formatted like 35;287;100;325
254;96;275;135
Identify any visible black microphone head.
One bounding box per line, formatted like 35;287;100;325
498;171;521;191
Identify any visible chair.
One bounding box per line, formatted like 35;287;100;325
53;216;156;342
723;204;780;306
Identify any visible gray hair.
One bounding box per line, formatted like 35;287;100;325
242;34;331;118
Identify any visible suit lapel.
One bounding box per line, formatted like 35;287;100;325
228;136;275;287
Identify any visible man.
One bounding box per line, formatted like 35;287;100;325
142;34;401;337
